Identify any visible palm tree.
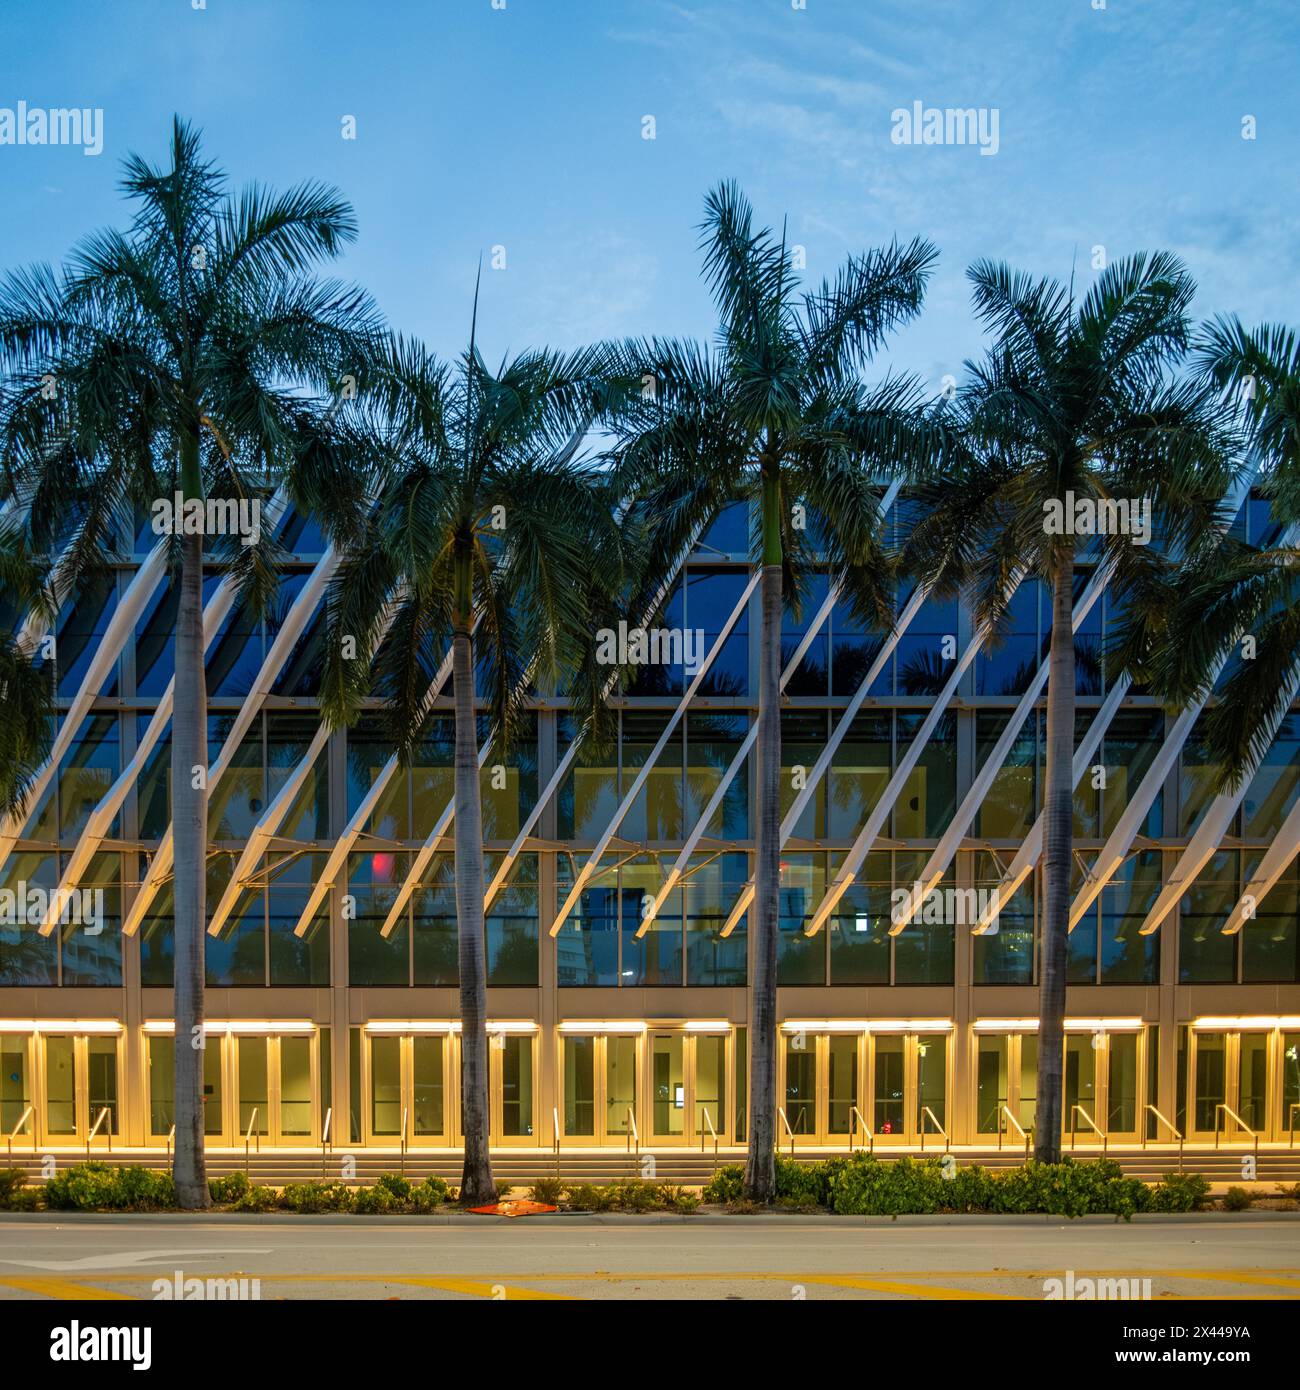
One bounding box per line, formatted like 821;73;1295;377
606;182;941;1200
1139;319;1300;782
903;255;1236;1162
0;523;53;817
0;118;384;1205
320;326;629;1205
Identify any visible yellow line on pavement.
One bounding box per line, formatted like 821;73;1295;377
389;1277;577;1300
803;1275;1015;1300
0;1277;132;1301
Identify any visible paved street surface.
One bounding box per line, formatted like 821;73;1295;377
0;1218;1297;1299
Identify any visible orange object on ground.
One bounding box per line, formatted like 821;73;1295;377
466;1200;558;1218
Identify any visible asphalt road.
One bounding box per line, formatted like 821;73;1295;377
1;1216;1297;1300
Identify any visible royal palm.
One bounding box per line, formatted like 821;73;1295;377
903;255;1234;1161
0;119;384;1205
607;182;940;1200
320;328;627;1204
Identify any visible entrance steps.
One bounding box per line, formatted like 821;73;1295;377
6;1145;1300;1188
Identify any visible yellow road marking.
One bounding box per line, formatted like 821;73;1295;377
0;1277;132;1301
389;1277;576;1300
803;1275;1014;1299
1172;1271;1300;1290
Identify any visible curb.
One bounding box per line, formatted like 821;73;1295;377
2;1209;1298;1227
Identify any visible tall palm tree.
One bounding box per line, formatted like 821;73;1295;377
606;182;942;1201
903;255;1236;1162
0;524;53;817
1139;319;1300;781
320;327;629;1205
0;118;385;1205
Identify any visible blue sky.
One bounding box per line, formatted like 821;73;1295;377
1;0;1296;394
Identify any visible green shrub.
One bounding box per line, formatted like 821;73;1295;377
1221;1185;1254;1212
529;1177;564;1205
410;1176;450;1212
373;1173;411;1201
608;1179;659;1213
0;1168;27;1208
231;1183;278;1213
989;1157;1148;1220
354;1183;401;1214
564;1182;614;1212
208;1171;251;1205
1149;1171;1211;1212
280;1181;355;1214
702;1165;745;1205
655;1183;700;1213
5;1186;42;1212
44;1162;176;1212
775;1155;833;1207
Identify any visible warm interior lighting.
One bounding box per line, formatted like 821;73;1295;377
975;1018;1144;1033
486;1021;539;1035
0;1019;124;1035
364;1020;461;1034
683;1021;732;1032
558;1021;647;1034
1063;1018;1144;1032
1191;1016;1300;1030
143;1019;314;1035
780;1019;953;1034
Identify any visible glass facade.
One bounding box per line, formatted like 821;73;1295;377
0;500;1296;1152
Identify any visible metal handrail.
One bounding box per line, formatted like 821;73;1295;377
243;1107;260;1171
85;1106;111;1155
1288;1102;1299;1150
918;1105;947;1152
999;1104;1030;1158
625;1106;639;1155
848;1104;874;1155
1069;1104;1106;1153
778;1106;795;1158
1144;1104;1184;1172
700;1106;719;1161
166;1124;175;1161
1213;1103;1258;1165
6;1104;34;1160
400;1106;409;1173
552;1105;560;1156
320;1107;332;1176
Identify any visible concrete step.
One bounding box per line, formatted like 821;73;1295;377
7;1147;1298;1188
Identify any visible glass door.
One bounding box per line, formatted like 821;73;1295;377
0;1035;32;1146
867;1032;950;1146
146;1034;228;1143
650;1030;732;1146
650;1032;687;1143
232;1034;318;1146
1187;1029;1229;1142
560;1033;639;1144
491;1033;535;1145
363;1032;455;1146
39;1034;120;1146
974;1032;1037;1141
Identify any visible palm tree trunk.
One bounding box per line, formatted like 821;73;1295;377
744;465;781;1202
1035;549;1074;1163
172;425;210;1207
452;558;496;1205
